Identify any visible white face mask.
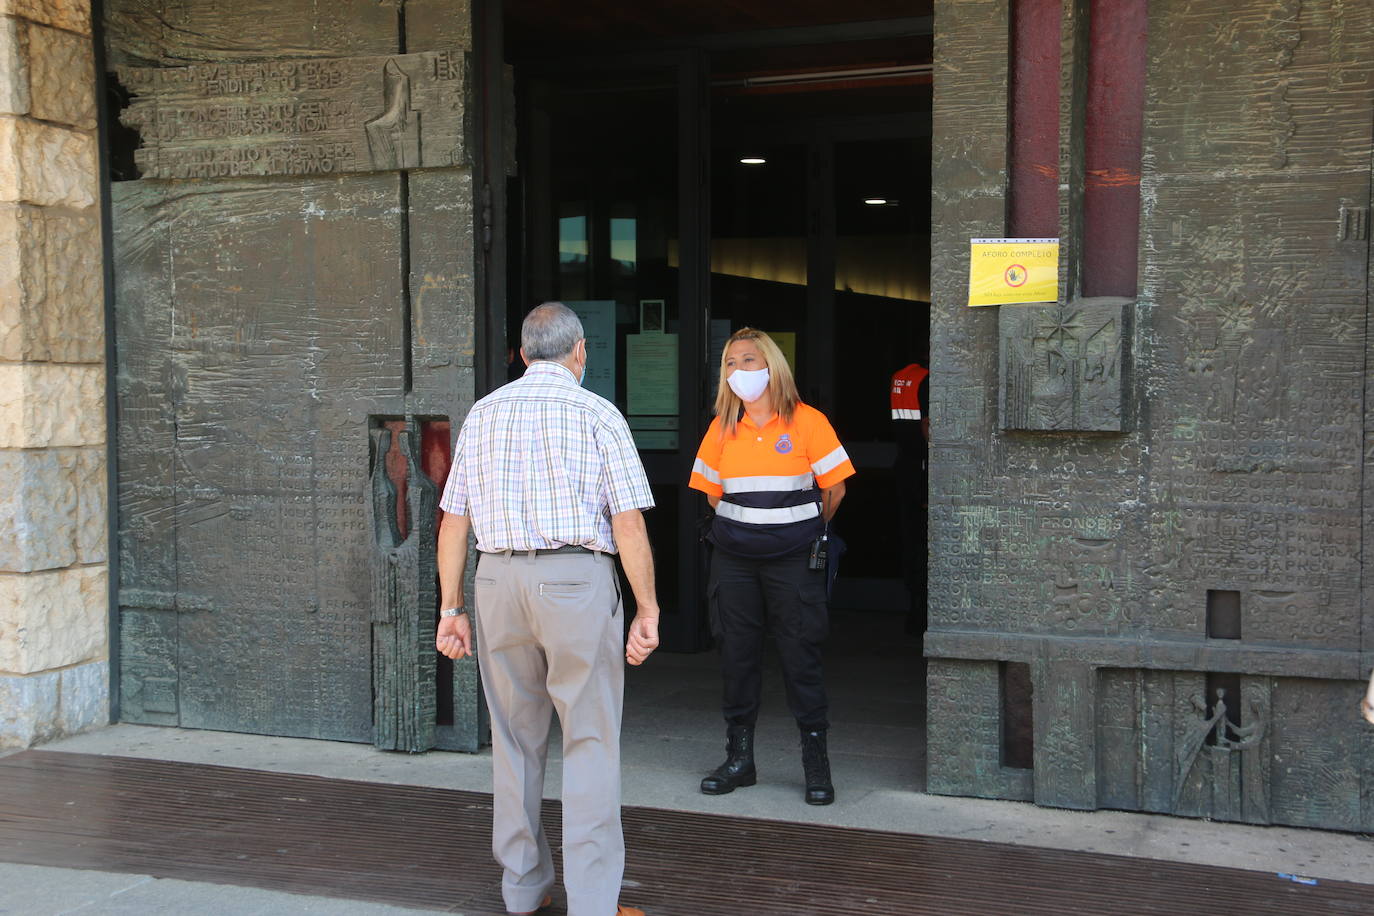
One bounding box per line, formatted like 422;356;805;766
727;367;770;403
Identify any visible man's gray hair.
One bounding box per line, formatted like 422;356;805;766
521;302;584;361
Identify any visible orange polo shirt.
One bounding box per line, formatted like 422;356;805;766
690;403;855;557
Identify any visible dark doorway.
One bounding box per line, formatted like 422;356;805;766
710;84;932;620
505;16;933;653
492;2;937;803
505;12;934;650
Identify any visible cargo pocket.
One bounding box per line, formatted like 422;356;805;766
707;580;723;640
796;577;830;643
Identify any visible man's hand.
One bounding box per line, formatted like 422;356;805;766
436;612;472;660
626;612;659;666
611;508;661;667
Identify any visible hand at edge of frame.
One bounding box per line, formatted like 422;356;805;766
626;612;660;666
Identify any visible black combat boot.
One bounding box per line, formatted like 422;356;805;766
800;729;834;806
700;725;757;795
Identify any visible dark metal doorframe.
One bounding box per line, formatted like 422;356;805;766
669;48;710;652
474;0;509;398
92;0;123;722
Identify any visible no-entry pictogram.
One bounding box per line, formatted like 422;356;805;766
968;238;1059;306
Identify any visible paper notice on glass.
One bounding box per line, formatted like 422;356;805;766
565;300;617;402
626;333;678;416
639;299;665;333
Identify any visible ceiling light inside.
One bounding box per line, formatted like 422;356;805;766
864;198;889;205
739;157;766;165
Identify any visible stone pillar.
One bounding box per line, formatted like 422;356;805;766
0;0;108;747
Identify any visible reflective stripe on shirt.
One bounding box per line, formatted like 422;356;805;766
715;501;820;526
692;457;722;485
722;472;815;495
892;408;922;420
811;446;850;477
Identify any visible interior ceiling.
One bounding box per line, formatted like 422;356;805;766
504;0;934;52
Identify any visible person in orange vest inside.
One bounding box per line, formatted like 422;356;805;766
689;328;856;806
891;354;929;639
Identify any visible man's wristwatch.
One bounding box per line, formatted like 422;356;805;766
440;607;464;618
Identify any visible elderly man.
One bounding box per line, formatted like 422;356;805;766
435;302;659;916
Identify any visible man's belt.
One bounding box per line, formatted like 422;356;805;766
485;544;595;557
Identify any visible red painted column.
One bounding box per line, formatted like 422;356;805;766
1082;0;1148;297
1008;0;1062;240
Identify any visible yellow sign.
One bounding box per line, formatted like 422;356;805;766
967;238;1059;307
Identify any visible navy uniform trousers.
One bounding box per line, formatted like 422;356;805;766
709;546;830;732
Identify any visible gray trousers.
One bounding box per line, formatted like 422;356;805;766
474;549;625;916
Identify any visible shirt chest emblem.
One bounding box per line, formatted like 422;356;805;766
774;434;793;454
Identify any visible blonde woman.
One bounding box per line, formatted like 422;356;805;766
688;328;855;805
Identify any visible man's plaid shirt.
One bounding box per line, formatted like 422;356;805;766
439;360;655;553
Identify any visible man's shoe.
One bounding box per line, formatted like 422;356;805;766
700;724;756;795
509;894;553;915
800;729;834;806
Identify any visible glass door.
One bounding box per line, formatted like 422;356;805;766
707;142;811;395
710;104;931;618
518;52;711;651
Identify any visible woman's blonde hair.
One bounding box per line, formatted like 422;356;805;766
713;327;800;438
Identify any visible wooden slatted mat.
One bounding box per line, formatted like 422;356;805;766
0;751;1364;915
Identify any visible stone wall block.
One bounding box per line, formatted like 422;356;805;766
0;668;58;746
0;564;106;673
0;363;104;447
0;16;29;115
0;202;25;359
27;21;94;128
0;203;104;363
38;205;103;361
0;115;96;207
0;658;105;748
0;0;90;35
0;447;78;570
75;445;104;562
57;656;106;734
